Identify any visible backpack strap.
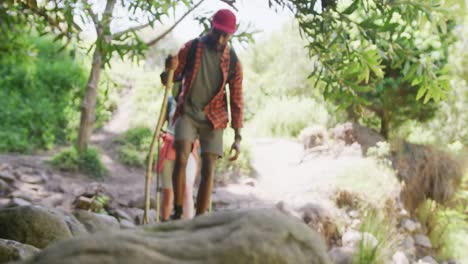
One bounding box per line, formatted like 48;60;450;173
183;38;199;78
173;38;198;100
227;47;238;83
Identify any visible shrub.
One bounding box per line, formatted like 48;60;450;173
51;147;107;179
0;29;120;153
416;172;468;262
334;158;400;207
391;141;464;213
116;126;153;167
246;97;331;138
0;36;87;152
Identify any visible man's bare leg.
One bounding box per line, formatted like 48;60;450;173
172;140;192;219
196;153;218;215
160;188;173;221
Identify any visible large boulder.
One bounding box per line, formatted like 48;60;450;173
330;122;385;154
0;239;39;263
73;210;120;233
299;126;327;150
18;209;331;264
0;206;87;249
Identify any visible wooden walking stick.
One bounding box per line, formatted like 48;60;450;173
143;66;175;224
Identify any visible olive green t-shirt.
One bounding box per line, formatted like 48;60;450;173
183;45;223;123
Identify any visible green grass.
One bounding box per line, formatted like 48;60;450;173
354;210;400;264
107;61;165;129
215;133;255;183
245;96;332;138
416;172;468;263
116;126;153;167
334;158;400;206
51;147;107;179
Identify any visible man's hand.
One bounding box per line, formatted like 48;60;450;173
229;138;241;161
165;55;178;71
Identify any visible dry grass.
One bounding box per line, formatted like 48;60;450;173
298;203;341;248
391;140;464;213
332;189;362;209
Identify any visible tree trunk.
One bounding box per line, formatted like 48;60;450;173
346;104;359;122
380;111;390;140
76;0;115;153
76;48;102;153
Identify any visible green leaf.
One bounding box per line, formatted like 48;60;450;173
341;0;359;15
416;87;426;100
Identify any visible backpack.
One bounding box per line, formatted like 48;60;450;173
174;38;238;101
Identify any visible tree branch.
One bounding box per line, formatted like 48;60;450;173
86;5;99;26
19;2;66;34
112;22;151;39
146;0;205;47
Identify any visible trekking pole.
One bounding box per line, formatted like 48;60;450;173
143;67;175;224
155;136;161;222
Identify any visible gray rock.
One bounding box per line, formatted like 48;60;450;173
342;230;378;249
401;218;421;233
119;219;135;229
392;251;409;264
275;201;302;220
401;235;415;248
419;256;438;264
350;219;361;229
7;198;32;207
18;174;44;184
128;195;156;209
0;238;39;263
0;199;10;209
348;210;360;219
114;208;133;222
328;246;353;264
400;236;416;257
17;209;332;264
442;260;462;264
73;210;120;233
40;193;64;208
125;207;144;223
129;208;156;225
0;179;13;196
0;172;15;183
414;234;432;248
0;206;87;249
9;191;34;202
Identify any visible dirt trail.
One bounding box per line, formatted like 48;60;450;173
212;138;365;211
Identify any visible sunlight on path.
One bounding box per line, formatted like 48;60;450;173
214;138;366;210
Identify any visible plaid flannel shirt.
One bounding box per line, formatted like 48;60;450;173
171;38;243;130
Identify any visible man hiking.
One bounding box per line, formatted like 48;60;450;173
161;9;244;219
154;92;199;221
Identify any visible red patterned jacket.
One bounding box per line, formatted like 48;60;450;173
171;38;243;129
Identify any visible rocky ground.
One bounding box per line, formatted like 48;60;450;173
0;122;461;263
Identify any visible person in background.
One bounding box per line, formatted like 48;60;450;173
155;89;199;221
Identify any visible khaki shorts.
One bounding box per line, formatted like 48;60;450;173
160;154;197;189
174;115;224;157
